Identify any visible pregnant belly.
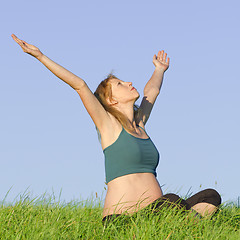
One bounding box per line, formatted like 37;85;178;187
103;173;163;217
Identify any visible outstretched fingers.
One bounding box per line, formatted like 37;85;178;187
11;34;32;54
167;57;170;64
158;50;163;61
157;50;169;63
11;34;21;43
163;52;167;62
153;50;170;71
12;34;24;46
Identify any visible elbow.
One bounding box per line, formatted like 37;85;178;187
74;80;86;92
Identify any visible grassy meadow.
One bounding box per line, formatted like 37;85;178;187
0;193;239;240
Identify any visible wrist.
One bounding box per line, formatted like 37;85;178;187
154;66;165;74
36;52;44;61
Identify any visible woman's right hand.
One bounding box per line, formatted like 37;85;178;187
11;34;43;60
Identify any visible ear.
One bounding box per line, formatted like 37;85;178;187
106;97;118;106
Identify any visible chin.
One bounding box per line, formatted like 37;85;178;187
135;94;140;101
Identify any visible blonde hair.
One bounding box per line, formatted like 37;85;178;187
94;74;141;141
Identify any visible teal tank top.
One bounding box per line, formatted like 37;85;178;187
103;125;160;184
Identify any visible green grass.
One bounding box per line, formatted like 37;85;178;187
0;194;240;240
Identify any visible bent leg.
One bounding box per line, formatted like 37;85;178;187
186;189;221;217
150;193;191;212
186;188;221;207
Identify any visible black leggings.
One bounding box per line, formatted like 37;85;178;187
102;188;221;224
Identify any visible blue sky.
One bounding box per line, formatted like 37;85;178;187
1;0;239;205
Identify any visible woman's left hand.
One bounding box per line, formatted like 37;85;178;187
152;50;170;72
11;34;43;59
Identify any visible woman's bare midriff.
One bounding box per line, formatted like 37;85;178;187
101;113;163;218
102;173;163;217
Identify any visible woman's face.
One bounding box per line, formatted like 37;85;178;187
109;78;139;104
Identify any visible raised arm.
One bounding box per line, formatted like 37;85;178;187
144;50;170;93
11;34;111;132
137;50;170;125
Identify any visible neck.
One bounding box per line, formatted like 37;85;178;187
116;102;138;128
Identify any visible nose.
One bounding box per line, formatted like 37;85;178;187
127;82;132;86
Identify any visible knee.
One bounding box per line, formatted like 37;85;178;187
203;188;222;206
161;193;179;201
160;193;190;210
162;193;181;202
162;193;186;207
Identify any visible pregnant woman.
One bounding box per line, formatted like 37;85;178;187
12;34;221;225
